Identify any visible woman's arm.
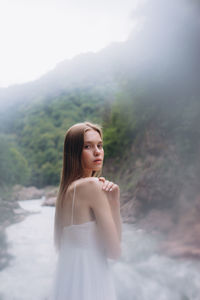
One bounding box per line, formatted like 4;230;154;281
107;186;122;242
79;178;121;260
99;178;122;242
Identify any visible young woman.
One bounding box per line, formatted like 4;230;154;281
51;121;122;300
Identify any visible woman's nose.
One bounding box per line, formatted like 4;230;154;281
94;147;100;155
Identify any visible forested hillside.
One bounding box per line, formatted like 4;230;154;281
0;86;113;187
0;0;200;257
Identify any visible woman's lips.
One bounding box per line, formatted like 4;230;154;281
93;159;102;164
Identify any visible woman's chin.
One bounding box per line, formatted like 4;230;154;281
93;166;102;172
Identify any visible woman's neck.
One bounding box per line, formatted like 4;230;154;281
82;170;93;178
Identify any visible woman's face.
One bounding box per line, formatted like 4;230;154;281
81;129;104;177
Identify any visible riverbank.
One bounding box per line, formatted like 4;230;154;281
121;192;200;260
0;184;57;270
0;196;31;270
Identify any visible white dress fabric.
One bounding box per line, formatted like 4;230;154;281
50;181;117;300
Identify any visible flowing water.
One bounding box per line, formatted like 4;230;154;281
0;199;200;300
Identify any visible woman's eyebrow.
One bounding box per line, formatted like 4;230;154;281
84;140;103;143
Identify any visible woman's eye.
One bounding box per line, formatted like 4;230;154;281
84;144;103;149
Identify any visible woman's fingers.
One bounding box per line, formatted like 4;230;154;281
98;177;118;192
102;180;115;191
98;177;105;183
99;177;111;190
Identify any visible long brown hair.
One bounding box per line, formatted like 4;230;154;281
54;121;103;252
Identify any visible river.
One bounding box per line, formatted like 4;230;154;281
0;199;200;300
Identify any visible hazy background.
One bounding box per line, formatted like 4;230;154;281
0;0;142;87
0;0;200;299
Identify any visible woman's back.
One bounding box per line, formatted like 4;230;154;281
50;177;117;300
61;177;96;228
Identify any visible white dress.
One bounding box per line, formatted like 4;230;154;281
50;181;117;300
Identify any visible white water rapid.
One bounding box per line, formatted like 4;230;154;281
0;199;200;300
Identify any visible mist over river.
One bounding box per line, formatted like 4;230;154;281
0;199;200;300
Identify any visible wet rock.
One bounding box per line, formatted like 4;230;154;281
157;195;200;259
12;185;45;201
11;185;58;207
41;197;56;206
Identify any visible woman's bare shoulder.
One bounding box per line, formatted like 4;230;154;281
78;177;103;191
67;178;103;205
68;177;103;193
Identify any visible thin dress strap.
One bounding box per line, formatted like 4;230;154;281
71;182;76;225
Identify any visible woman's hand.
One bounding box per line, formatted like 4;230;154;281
98;177;119;193
98;177;120;213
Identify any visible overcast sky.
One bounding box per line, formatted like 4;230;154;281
0;0;144;88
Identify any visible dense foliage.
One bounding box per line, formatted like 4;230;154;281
0;87;113;187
